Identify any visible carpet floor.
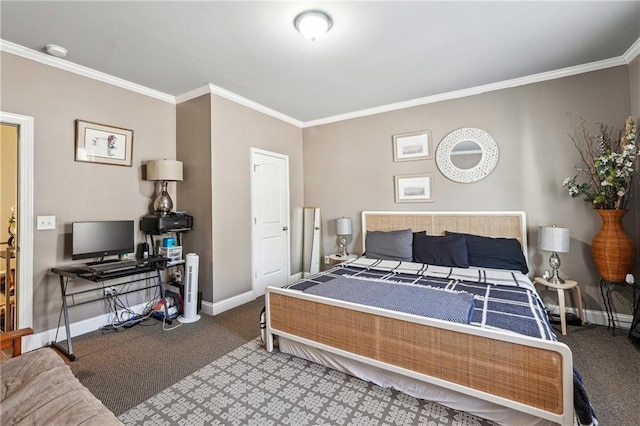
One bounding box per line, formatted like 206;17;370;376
119;338;497;426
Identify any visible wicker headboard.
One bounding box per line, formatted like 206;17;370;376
361;211;528;260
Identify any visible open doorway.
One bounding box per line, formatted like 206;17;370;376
1;123;17;331
1;111;34;335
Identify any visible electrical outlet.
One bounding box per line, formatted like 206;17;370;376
36;215;56;230
324;256;330;264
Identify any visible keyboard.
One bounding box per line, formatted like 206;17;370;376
86;259;139;273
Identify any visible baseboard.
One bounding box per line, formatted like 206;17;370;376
202;273;300;316
203;291;256;316
546;303;634;329
23;301;150;353
289;272;303;284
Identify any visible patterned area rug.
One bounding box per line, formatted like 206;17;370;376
119;339;497;426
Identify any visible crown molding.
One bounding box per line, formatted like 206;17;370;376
303;56;629;128
208;84;303;128
0;39;175;104
2;38;636;130
176;83;302;127
174;85;212;104
623;37;640;64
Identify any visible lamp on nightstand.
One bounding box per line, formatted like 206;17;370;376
538;225;570;284
336;217;352;257
146;160;183;215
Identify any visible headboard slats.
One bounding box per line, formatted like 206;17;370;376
361;211;528;260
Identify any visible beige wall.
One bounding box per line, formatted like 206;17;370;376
177;94;303;304
303;66;633;314
176;95;213;301
0;52;176;332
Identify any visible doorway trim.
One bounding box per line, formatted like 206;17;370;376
1;112;34;330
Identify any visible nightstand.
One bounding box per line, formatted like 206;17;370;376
327;253;358;267
534;277;585;335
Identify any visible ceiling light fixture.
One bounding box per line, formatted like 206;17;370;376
294;10;333;42
46;44;68;58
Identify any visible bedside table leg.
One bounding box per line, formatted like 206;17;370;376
557;288;567;335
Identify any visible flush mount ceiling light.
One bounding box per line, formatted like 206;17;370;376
294;10;333;41
45;44;68;58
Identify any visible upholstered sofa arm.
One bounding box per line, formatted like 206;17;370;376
1;343;123;425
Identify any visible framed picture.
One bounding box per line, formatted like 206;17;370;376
75;119;133;166
392;130;431;162
395;173;434;203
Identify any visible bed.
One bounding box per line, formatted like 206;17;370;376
265;210;595;426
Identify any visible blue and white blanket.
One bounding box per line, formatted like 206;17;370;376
287;257;597;425
304;275;475;324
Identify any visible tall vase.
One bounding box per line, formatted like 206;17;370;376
591;209;636;282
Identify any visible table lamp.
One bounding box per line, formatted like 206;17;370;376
336;217;352;257
538;225;570;284
146;160;183;215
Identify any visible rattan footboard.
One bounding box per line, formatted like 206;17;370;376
265;288;573;425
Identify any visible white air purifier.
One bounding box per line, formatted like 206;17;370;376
178;253;201;323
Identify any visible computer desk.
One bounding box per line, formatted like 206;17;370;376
50;258;170;361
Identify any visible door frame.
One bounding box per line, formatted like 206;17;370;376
250;147;291;297
1;112;34;330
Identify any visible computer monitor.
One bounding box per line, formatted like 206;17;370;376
72;220;135;261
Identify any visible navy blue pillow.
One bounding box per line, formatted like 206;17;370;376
412;233;469;268
445;231;529;274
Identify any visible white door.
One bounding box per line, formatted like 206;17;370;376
251;148;290;297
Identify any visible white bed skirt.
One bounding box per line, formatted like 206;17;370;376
278;336;555;426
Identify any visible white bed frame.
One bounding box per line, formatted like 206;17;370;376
265;211;573;425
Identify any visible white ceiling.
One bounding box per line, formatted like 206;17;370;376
1;1;639;126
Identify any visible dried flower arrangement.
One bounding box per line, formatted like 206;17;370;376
562;116;638;210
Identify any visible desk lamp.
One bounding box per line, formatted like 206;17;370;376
336;217;352;257
538;225;570;284
146;160;183;215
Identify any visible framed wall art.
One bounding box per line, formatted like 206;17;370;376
75;119;133;166
392;130;431;162
394;173;434;203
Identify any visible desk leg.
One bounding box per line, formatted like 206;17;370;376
50;276;76;361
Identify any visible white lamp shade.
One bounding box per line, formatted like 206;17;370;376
336;217;352;236
538;226;570;253
147;160;183;181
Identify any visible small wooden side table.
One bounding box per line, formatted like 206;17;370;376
327;253;358;267
534;277;585;335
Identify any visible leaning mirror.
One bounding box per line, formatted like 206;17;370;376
436;128;499;183
302;207;321;277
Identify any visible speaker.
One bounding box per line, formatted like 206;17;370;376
177;253;200;324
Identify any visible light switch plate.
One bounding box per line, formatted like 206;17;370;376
37;215;56;230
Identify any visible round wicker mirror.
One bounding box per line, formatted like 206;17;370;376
436;128;499;183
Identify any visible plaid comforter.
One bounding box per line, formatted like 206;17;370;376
286;257;597;425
